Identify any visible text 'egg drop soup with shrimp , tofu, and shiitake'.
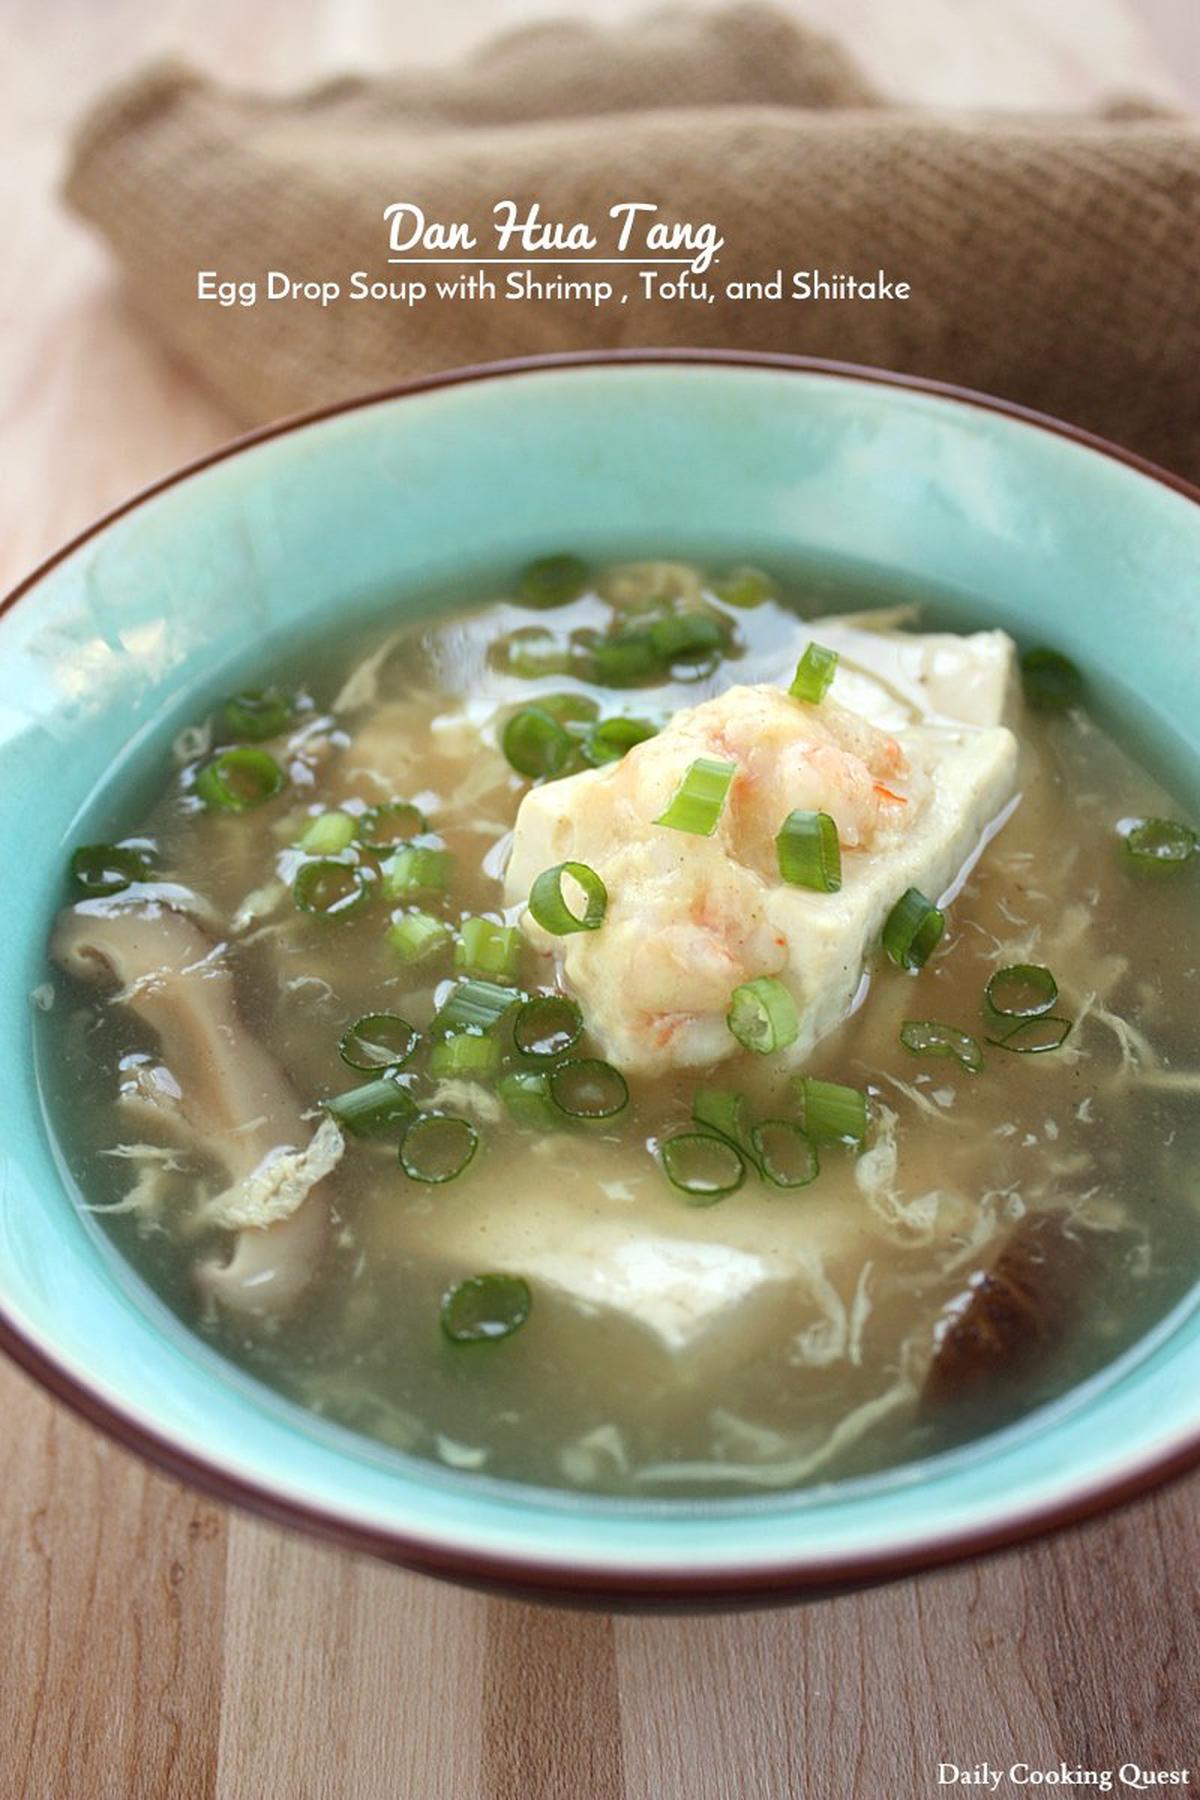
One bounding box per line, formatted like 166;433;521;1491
37;556;1200;1497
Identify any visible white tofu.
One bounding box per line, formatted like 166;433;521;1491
379;622;1019;1363
504;622;1019;1074
375;1131;974;1368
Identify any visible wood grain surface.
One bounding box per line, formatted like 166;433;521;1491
2;3;1197;1796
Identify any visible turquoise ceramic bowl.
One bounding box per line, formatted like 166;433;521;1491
3;353;1198;1606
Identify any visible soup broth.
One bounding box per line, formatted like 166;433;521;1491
39;559;1200;1497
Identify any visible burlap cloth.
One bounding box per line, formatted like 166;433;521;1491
66;5;1200;476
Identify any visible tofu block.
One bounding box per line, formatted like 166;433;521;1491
504;622;1019;1074
375;1130;973;1368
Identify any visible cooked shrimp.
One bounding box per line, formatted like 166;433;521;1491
506;683;927;1073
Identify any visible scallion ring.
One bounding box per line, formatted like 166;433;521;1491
223;686;294;741
1121;816;1197;871
501;706;577;780
338;1012;419;1073
647;613;725;662
713;566;775;609
986;1016;1073;1055
984;964;1058;1019
794;1077;869;1144
1021;647;1083;712
400;1114;479;1183
514;995;584;1061
589;631;662;688
750;1120;820;1190
528;862;607;935
776;810;842;892
69;843;154;897
581;716;659;767
441;1273;531;1342
655;756;737;836
789;642;838;704
381;845;453;899
547;1057;628;1120
455;916;523;982
357;800;425;849
882;887;944;970
297;811;356;855
727;977;800;1055
519;554;588;609
293;858;371;918
691;1087;750;1153
659;1132;746;1204
497;1070;562;1132
386;910;451;963
194;747;285;812
324;1076;417;1138
488;626;570;679
430;978;521;1038
429;1033;502;1081
899;1020;984;1074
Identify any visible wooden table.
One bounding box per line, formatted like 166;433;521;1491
3;3;1197;1794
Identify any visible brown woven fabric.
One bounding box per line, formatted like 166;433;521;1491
65;5;1200;475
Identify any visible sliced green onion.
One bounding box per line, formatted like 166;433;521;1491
324;1076;417;1137
647;613;725;662
386;909;452;963
691;1087;750;1152
659;1132;746;1204
750;1120;820;1190
441;1273;531;1342
1121;817;1197;871
455;916;523;982
513;995;584;1061
776;810;842;892
430;978;520;1038
655;756;737;836
713;566;775;609
984;964;1058;1019
789;642;838;704
223;686;294;741
899;1020;984;1074
794;1077;868;1145
338;1012;419;1073
357;800;425;849
535;691;600;725
69;843;154;897
293;858;372;918
727;977;799;1055
380;845;453;899
296;810;356;855
501;706;577;779
581;716;659;767
1021;646;1083;712
519;554;588;609
497;1070;562;1132
986;1015;1073;1055
547;1057;628;1120
589;631;662;688
883;887;944;970
528;862;607;934
400;1114;479;1183
429;1033;502;1081
194;747;285;812
488;625;570;679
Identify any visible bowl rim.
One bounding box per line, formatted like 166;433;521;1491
4;346;1200;1606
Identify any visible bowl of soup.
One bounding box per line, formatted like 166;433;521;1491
2;351;1198;1606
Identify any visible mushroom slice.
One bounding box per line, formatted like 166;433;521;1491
921;1211;1097;1419
52;899;332;1314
